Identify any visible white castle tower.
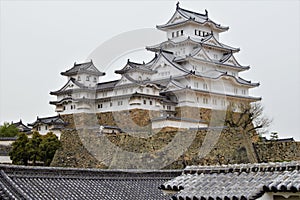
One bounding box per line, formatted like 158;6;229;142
50;3;260;129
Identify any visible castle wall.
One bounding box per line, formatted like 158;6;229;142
254;141;300;162
54;111;300;169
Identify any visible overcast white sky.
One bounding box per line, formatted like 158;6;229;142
0;1;299;140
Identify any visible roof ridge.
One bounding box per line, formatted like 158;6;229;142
178;7;207;18
184;161;300;174
74;60;93;66
0;164;182;174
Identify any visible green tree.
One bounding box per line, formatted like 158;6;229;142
0;122;19;137
26;131;42;165
39;132;61;166
270;132;279;140
9;132;29;165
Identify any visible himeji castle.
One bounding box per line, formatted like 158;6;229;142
50;3;261;129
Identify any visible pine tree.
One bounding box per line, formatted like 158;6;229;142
39;132;61;166
26;131;42;165
9;132;29;165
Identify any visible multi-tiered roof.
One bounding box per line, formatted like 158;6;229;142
50;3;260;118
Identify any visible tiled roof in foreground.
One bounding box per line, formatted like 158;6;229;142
160;161;300;200
0;164;181;200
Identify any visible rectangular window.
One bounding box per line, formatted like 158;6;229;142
213;99;217;105
181;30;183;36
234;88;238;94
143;100;146;104
203;83;208;90
118;101;123;106
176;31;179;37
172;32;175;38
242;89;246;95
93;77;97;82
45;126;48;130
78;76;81;81
110;102;113;107
86;76;90;81
195;29;197;35
149;101;152;105
194;82;199;88
221;100;226;106
167;105;171;110
98;104;102;109
203;98;209;104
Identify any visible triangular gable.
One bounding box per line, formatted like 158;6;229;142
115;76;134;86
163;10;188;27
202;35;223;49
151;52;189;74
162;79;185;92
193;48;212;62
169;11;185;24
52;117;65;124
86;64;101;73
55;78;82;93
223;54;241;67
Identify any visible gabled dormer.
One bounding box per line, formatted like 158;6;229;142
61;60;105;87
157;3;228;41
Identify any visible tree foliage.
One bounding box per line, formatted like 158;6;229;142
0;122;19;137
9;132;61;166
40;132;61;166
26;131;42;165
9;132;29;165
270;132;279;140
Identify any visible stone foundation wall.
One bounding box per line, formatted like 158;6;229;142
52;112;257;169
53;111;300;169
254;141;300;162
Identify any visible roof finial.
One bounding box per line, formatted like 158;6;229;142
127;58;130;63
205;9;208;17
176;2;180;9
74;62;76;66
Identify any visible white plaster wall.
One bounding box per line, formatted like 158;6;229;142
151;57;186;81
0;140;14;146
152;119;207;129
73;74;98;87
257;192;300;200
0;156;12;164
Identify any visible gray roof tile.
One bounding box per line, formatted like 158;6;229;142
0;165;181;199
161;161;300;200
61;61;105;76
